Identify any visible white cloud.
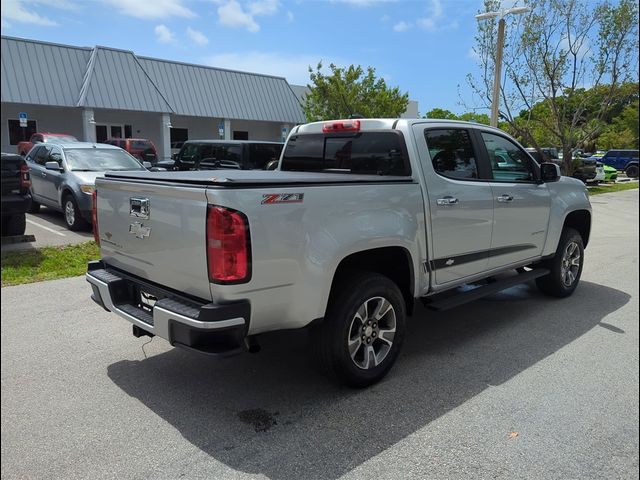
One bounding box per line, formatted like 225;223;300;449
217;1;260;32
286;10;294;22
248;0;279;16
205;52;332;84
104;0;195;19
1;0;58;26
154;24;175;44
217;0;279;33
186;27;209;46
393;21;411;32
416;0;457;32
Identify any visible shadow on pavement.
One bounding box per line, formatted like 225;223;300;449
107;280;629;479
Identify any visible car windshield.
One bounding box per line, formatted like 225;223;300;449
64;148;145;172
45;135;77;143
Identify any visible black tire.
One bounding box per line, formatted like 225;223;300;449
625;164;639;179
2;213;27;236
536;227;584;298
27;198;40;213
312;271;406;388
62;195;88;231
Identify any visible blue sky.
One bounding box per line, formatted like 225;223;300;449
1;0;494;115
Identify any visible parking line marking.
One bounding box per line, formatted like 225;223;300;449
26;219;66;236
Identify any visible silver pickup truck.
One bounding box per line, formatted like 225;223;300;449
87;119;591;387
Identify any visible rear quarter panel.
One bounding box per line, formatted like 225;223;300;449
208;183;426;334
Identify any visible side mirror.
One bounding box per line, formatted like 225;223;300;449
540;162;561;183
45;161;62;171
142;161;152;169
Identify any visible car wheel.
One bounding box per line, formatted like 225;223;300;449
313;272;406;388
62;195;88;231
1;214;26;236
625;164;639;179
536;227;584;298
27;198;41;213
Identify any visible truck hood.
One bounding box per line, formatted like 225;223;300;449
103;169;414;187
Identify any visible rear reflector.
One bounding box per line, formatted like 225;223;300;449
207;206;251;284
322;119;361;133
92;190;99;245
19;164;31;189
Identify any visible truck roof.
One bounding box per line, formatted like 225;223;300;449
293;118;506;135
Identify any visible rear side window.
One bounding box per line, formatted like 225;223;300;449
281;132;410;175
425;129;478;180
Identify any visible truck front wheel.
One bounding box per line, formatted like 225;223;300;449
536;227;584;298
313;272;406;388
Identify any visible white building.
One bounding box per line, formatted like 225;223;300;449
1;36;305;158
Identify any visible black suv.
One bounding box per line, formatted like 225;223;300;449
163;140;283;171
1;153;31;236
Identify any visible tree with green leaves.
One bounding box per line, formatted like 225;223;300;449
424;108;491;125
468;0;639;173
303;63;409;122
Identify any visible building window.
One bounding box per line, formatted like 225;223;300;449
170;127;188;143
96;125;108;143
233;131;249;140
125;125;132;138
8;119;37;145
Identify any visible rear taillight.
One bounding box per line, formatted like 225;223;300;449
19;164;31;189
206;206;251;284
92;190;99;245
322;119;361;133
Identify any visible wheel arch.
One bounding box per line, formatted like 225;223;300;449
328;246;415;317
563;209;591;247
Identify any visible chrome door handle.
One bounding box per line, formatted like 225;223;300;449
497;194;513;202
41;172;47;177
436;196;459;206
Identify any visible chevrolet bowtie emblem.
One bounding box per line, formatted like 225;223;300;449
129;222;151;239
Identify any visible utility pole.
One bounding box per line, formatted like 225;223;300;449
476;6;530;128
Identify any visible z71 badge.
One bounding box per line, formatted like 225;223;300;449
262;193;304;204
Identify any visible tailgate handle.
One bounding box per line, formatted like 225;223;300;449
130;197;150;219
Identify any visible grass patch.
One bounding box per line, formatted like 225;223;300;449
588;181;639;196
1;241;100;287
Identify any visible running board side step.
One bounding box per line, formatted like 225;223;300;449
423;268;550;312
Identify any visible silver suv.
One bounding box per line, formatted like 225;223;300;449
26;142;146;230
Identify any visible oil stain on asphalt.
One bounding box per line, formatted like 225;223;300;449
237;409;279;432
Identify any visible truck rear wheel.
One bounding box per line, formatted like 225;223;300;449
27;199;40;213
625;164;639;179
313;272;406;388
536;227;584;298
2;214;27;236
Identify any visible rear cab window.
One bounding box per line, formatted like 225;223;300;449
281;132;410;175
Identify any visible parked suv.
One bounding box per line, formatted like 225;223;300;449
169;140;283;171
26;143;146;230
1;153;31;236
599;150;639;178
105;138;158;165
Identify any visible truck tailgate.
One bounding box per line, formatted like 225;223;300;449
96;178;212;301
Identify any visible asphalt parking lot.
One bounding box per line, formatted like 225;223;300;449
1;189;638;480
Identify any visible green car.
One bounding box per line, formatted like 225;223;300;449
603;164;618;182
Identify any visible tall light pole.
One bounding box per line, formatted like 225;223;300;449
476;6;530;127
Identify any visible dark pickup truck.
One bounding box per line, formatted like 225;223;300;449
1;153;31;236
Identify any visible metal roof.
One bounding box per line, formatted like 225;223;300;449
1;36;91;107
1;36;306;123
137;57;305;123
77;47;172;112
